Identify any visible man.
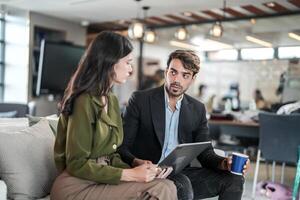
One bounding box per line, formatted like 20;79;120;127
118;50;249;200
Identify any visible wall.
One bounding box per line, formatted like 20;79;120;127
28;12;86;116
113;41;175;105
113;43;290;108
191;59;289;106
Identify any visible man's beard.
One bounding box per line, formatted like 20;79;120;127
166;83;185;97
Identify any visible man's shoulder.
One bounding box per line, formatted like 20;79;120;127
131;86;162;99
184;93;205;109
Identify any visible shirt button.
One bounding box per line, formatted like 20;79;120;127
112;144;117;150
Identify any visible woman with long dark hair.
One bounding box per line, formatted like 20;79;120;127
50;31;177;200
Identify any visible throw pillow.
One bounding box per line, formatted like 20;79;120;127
0;110;17;118
27;114;58;135
0;119;58;199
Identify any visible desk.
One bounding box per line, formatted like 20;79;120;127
209;120;259;139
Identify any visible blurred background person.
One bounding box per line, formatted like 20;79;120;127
222;82;241;111
254;89;269;111
140;69;164;90
196;84;207;103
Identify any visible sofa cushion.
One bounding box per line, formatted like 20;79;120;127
27;114;58;135
0;119;58;199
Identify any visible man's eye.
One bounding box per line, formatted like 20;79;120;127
171;71;176;75
183;74;190;79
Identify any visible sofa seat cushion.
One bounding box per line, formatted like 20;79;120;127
0;119;58;199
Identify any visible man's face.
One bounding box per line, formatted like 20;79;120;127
165;58;195;97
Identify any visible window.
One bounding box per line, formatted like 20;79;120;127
241;48;274;60
278;46;300;59
0;16;4;101
3;10;29;103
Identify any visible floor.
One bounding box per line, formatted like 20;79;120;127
204;161;296;200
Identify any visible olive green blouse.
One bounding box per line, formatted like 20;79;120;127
54;93;130;185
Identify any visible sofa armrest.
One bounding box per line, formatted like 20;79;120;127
0;180;7;200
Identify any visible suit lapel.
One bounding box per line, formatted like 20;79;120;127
150;86;165;147
178;96;191;143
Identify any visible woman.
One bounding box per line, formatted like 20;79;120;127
50;31;177;200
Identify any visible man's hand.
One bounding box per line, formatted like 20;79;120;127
132;158;153;167
220;157;250;175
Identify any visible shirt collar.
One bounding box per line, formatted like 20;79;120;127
164;86;183;110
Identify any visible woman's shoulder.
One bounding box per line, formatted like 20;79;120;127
73;93;95;111
75;93;93;105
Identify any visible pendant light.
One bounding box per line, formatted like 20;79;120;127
209;0;226;38
128;0;145;40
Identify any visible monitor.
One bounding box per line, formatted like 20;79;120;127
36;40;85;96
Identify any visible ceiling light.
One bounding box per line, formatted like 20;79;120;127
209;0;226;38
266;2;275;7
170;37;233;52
169;40;199;50
246;36;272;47
175;27;188;41
209;22;223;37
288;32;300;41
191;37;233;51
183;11;192;17
128;21;145;39
80;20;90;27
144;29;157;43
250;18;256;25
118;20;126;24
128;0;145;40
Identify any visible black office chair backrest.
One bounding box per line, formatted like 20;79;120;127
259;112;300;164
0;103;29;117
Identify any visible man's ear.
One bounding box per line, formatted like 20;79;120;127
164;68;168;78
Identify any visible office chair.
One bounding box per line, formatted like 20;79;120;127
0;103;29;117
251;112;300;199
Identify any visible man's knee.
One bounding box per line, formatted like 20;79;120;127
223;173;245;192
169;173;194;200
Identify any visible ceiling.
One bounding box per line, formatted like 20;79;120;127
2;0;300;25
2;0;300;49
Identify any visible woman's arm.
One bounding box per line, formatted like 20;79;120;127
64;95;123;185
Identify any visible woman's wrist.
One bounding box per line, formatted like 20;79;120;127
121;169;135;182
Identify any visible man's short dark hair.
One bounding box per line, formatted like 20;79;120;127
167;50;200;75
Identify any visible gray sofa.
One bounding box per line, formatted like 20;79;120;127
0;117;58;200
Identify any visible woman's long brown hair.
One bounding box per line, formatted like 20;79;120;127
59;31;133;116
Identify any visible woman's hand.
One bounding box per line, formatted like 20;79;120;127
121;163;158;182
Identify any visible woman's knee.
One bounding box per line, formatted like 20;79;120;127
159;179;177;194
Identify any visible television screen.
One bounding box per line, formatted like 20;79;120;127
36;40;85;96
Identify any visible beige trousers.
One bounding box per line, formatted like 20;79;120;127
50;171;177;200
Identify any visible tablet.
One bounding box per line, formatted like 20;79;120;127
158;141;212;174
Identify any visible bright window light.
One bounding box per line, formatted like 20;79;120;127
278;46;300;59
241;48;274;60
208;49;238;61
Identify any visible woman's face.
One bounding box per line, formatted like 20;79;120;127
113;52;133;84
